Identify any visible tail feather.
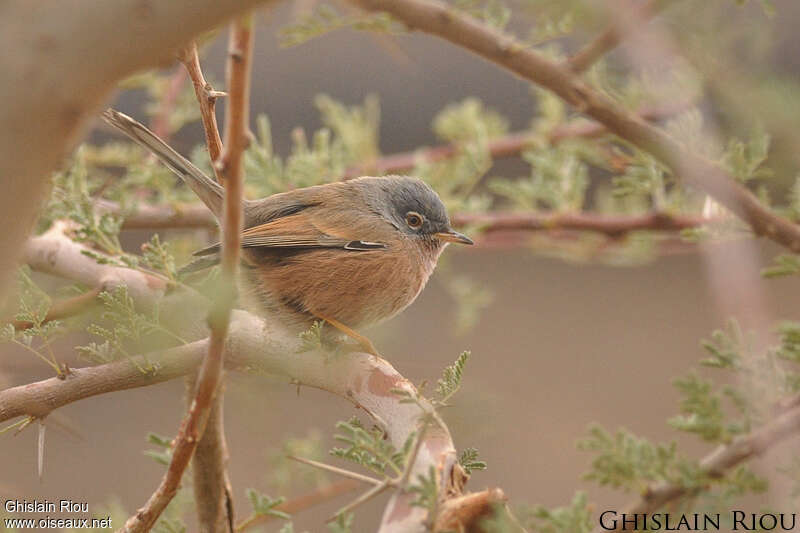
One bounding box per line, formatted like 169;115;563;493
102;109;224;218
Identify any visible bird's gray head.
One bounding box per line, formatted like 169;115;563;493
356;175;473;246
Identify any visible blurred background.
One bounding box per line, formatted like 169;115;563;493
2;0;800;530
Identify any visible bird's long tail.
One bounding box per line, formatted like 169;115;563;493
101;108;224;218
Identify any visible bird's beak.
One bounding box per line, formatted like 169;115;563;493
434;230;474;245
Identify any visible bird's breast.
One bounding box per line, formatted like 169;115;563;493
240;238;439;330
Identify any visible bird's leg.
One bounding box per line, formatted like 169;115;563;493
317;315;381;358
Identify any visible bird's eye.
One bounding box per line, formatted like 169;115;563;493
405;211;424;229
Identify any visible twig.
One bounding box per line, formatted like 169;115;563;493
329;481;391;521
177;23;243;533
348;0;800;252
452;211;718;236
341;101;686;178
591;401;800;533
567;0;669;73
287;456;383;486
120;15;253;533
235;480;360;532
9;286;103;331
177;42;224;170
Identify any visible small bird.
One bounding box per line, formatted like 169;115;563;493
102;109;473;355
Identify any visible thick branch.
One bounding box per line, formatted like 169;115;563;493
592;401;800;533
0;0;278;307
348;0;800;252
0;308;457;533
24;222;167;306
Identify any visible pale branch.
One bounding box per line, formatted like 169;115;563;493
120;16;254;533
235;480;361;532
9;286;102;331
347;0;800;253
566;0;669;73
23;221;167;306
178;42;225;172
342;101;686;178
0;0;279;304
0;308;459;533
592;400;800;533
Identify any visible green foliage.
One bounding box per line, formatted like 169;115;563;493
443;275;494;334
44;148;124;255
327;512;355;533
452;0;512;31
721;127;772;183
280;4;398;47
315;94;380;165
242;95;381;196
526;492;593;533
245;488;291;521
1;267;65;374
578;425;698;492
329;417;409;477
458;447;488;474
433;98;508;144
297;320;325;353
669;372;737;442
407;465;438;516
761;254;800;279
492;143;589;211
77;286;184;370
436;351;470;404
143;432;173;466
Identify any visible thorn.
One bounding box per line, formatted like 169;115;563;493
38;421;46;483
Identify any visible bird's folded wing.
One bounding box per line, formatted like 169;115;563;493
193;213;387;256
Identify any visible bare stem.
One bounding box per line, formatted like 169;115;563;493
178;42;224;169
119;15;253;533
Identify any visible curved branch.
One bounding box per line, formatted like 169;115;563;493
347;0;800;253
0;309;457;533
24;222;167;306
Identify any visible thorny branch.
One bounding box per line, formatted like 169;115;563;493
119;15;254;533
